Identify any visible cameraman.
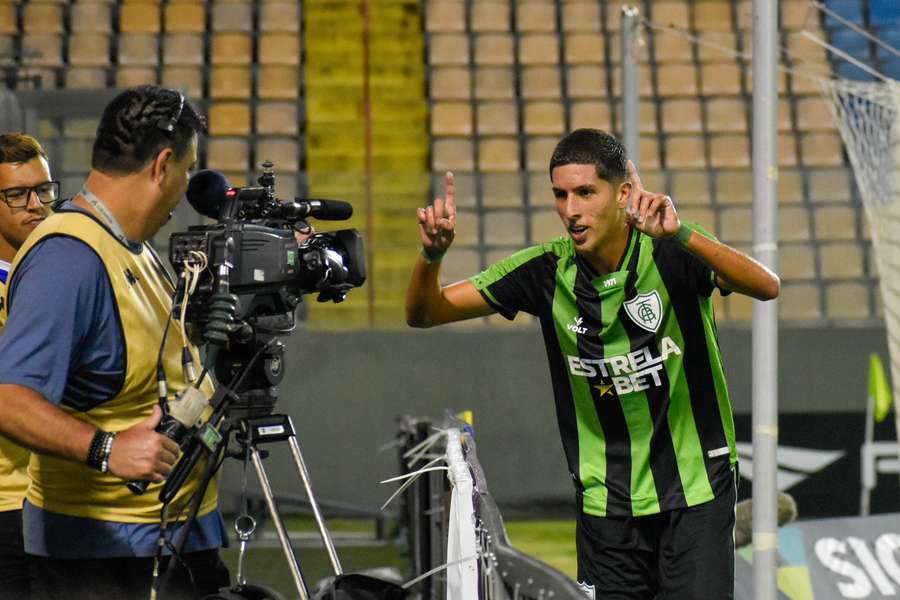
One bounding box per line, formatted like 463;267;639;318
0;133;55;599
0;86;229;600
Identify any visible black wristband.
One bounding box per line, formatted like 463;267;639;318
87;430;116;473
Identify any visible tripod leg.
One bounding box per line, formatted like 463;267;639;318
287;435;344;575
249;445;311;600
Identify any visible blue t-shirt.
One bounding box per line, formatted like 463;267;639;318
0;205;225;557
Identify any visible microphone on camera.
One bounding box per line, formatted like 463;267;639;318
280;199;353;221
186;169;230;220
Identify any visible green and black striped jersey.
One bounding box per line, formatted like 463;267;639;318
469;226;737;518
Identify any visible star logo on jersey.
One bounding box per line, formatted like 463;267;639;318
624;290;662;333
594;381;615;397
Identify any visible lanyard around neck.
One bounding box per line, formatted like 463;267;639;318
80;185;131;247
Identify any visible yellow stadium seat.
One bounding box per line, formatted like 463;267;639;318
476;101;518;135
479;137;520;171
563;33;604;65
525;136;557;171
814;206;857;241
819;242;863;278
475;33;515;66
211;33;253;66
651;2;690;29
523;100;565;136
119;3;161;35
709;134;750;168
432;138;475;171
206;138;250;172
260;3;300;33
258;33;301;66
164;3;206;34
117;35;159;67
208;102;252;136
662;98;703;133
706;97;747;133
256;102;299;136
257;65;299;99
209;66;252;100
255;138;299;172
521;66;562;99
428;33;469;66
115;66;157;88
566;65;607;99
561;2;601;32
484;210;527;246
430;67;472;100
426;0;465;33
569;100;612;131
431;101;473;136
22;34;64;67
212;3;253;32
666;134;707;169
471;1;510;32
23;3;64;34
161;34;204;67
693;2;733;32
68;35;110;68
517;2;557;32
700;63;743;95
66;68;109;89
801;132;845;167
161;66;203;99
474;66;515;99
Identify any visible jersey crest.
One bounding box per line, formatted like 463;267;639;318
624;290;663;333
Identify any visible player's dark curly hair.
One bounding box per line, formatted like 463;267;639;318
549;129;627;183
91;85;205;175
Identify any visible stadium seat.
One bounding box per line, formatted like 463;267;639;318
433;138;475;171
208;102;252;136
212;33;253;66
670;170;712;205
62;138;94;172
117;35;159;67
257;65;299;99
795;96;836;132
425;0;465;33
561;2;601;32
652;34;694;64
161;34;204;67
440;248;481;284
823;0;864;28
779;243;816;280
430;67;472;100
662;98;703;133
801;132;845;167
779;282;822;320
614;101;658;133
779;133;799;167
696;32;739;63
714;169;753;205
23;3;64;34
115;67;157;88
161;66;202;99
693;2;733;32
778;98;793;131
66;68;109;89
517;2;557;33
521;66;562;99
656;63;698;96
778;168;806;203
565;65;607;98
256;102;299;136
209;66;252;100
807;168;851;202
527;137;558;172
259;33;300;66
476;101;518;135
650;2;691;29
814;205;858;241
819;242;864;278
471;1;510;32
563;33;604;65
451;209;480;246
481;172;523;209
705;97;747;132
255;138;299;172
610;65;654;96
718;206;753;243
428;33;470;66
474;33;515;66
785;31;828;64
484;210;526;246
530;209;562;242
119;3;161;35
523;100;565;135
665;134;707;169
0;4;14;36
68;35;111;68
479;137;520;171
700;63;743;95
164;2;206;34
519;33;560;65
778;206;811;241
206;138;250;173
259;3;300;33
780;0;814;30
569;100;612;130
639;135;661;169
20;34;63;67
474;67;515;99
826;282;870;320
431;101;473;136
211;3;253;32
709;134;751;168
870;0;900;25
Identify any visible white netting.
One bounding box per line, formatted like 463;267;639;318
821;79;900;427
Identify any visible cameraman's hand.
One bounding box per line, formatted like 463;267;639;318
417;171;456;254
108;405;179;482
294;220;315;245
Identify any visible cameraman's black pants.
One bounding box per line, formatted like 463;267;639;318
29;549;230;600
0;509;29;600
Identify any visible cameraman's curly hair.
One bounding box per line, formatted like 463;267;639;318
549;129;627;184
91;85;205;175
0;133;48;164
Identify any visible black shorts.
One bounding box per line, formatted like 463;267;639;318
576;472;736;600
0;509;28;600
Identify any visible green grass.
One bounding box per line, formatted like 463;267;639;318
218;517;578;596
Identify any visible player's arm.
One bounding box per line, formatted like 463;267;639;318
625;160;780;301
406;171;495;328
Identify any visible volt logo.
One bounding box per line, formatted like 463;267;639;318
567;316;587;335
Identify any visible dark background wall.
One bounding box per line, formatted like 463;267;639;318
220;324;895;518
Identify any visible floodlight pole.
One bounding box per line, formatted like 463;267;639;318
752;0;779;598
621;6;640;168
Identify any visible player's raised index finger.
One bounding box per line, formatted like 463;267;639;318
445;171;456;216
627;160;643;190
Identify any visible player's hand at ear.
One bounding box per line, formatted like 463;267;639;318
417;171;456;253
624;160;681;239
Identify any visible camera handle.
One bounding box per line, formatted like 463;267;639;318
235;414;345;600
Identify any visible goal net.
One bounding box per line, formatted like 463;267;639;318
821;79;900;430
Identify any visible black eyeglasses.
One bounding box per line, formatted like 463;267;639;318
0;181;60;208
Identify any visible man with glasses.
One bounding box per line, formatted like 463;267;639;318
0;133;56;600
0;87;229;600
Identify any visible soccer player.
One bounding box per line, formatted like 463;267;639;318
0;133;55;599
406;129;779;598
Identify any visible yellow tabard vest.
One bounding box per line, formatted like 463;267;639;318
0;278;30;512
8;210;218;522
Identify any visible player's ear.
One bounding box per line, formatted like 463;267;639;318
616;180;632;208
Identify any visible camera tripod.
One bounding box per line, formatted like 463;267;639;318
229;413;344;599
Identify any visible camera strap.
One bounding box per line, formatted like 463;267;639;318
80;185;131;248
